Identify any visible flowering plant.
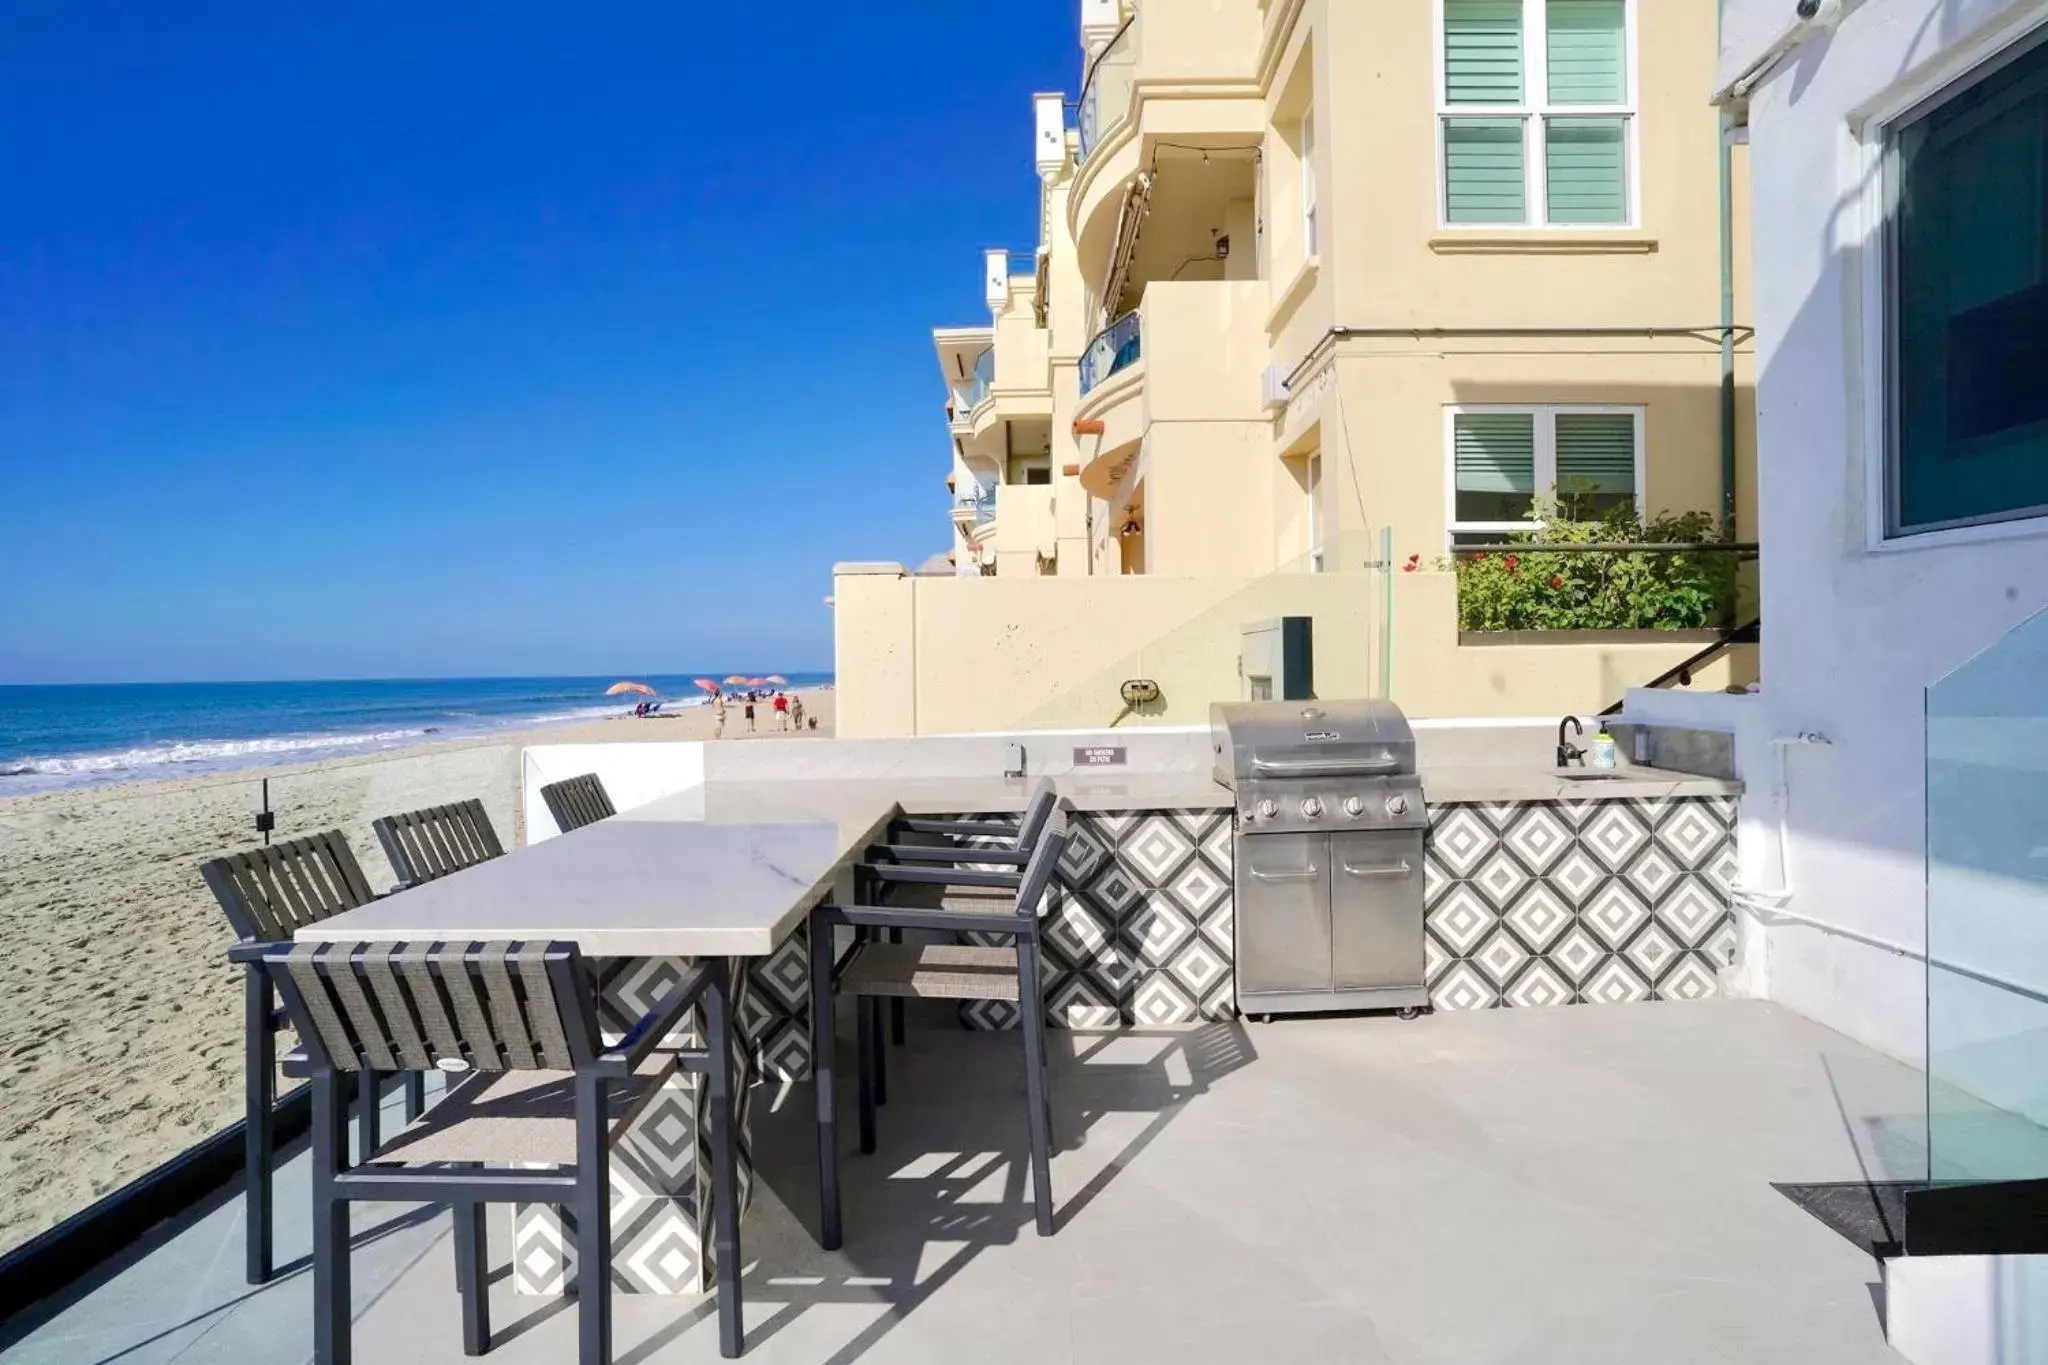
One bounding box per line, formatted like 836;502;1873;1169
1448;501;1740;632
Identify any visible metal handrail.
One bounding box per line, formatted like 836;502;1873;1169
1077;12;1138;162
1078;311;1142;396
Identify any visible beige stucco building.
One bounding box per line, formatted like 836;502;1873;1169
840;0;1757;737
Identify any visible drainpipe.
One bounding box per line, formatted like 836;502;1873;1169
1719;112;1738;541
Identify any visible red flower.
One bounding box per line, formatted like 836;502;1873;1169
1504;554;1519;571
1473;552;1488;563
1402;553;1420;574
1550;574;1564;588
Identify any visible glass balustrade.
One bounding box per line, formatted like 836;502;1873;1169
0;743;518;1257
1078;15;1138;163
1926;604;2048;1186
1079;311;1143;396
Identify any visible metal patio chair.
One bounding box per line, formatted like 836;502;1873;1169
809;805;1070;1246
539;773;615;834
373;798;505;888
200;831;421;1285
237;940;745;1364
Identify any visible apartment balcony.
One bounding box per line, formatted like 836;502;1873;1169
950;486;997;529
1074;311;1148;499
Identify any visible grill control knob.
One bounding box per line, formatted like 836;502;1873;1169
1342;796;1365;818
1255;798;1278;819
1385;794;1411;818
1300;796;1325;820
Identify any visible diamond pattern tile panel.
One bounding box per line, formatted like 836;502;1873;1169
1423;797;1737;1012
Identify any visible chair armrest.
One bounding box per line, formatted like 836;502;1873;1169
228;939;294;966
867;843;1029;866
817;903;1032;936
601;961;713;1075
892;817;1022;838
863;863;1023;889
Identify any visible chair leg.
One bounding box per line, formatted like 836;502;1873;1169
873;992;888;1108
856;996;878;1156
706;961;746;1359
1015;939;1056;1237
244;967;275;1286
311;1069;353;1365
808;909;841;1250
575;1074;613;1365
403;1071;426;1123
355;1070;380;1162
888;927;906;1048
453;1201;490;1356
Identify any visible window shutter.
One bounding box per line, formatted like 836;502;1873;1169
1546;0;1626;105
1554;413;1636;493
1445;119;1528;223
1454;413;1537;493
1545;116;1627;223
1443;0;1524;104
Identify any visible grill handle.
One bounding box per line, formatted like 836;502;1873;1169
1340;859;1413;880
1249;754;1401;778
1247;864;1321;883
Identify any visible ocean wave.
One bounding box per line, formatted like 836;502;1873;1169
0;728;436;777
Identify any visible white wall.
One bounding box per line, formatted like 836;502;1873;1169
1733;0;2048;1066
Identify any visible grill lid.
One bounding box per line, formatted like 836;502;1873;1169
1210;699;1418;787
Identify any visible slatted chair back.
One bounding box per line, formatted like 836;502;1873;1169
1014;804;1071;919
1013;780;1060;852
201;832;378;942
263;941;600;1075
372;799;505;888
539;773;615;834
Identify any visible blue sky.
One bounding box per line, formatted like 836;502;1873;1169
0;3;1068;683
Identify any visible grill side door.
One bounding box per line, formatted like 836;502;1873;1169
1234;831;1333;997
1329;830;1427;991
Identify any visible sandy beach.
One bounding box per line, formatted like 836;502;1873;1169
0;687;832;1255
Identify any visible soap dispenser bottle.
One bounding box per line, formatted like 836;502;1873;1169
1591;725;1618;770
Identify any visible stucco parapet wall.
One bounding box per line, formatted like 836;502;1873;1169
1421;765;1742;805
833;562;908;577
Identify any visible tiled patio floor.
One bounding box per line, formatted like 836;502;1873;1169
2;1000;1912;1364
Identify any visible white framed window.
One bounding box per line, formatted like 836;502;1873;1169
1300;108;1319;260
1874;28;2048;540
1444;405;1643;543
1435;0;1637;228
1306;452;1325;571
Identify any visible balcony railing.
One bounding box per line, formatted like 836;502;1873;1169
1079;311;1142;396
953;488;997;526
1077;13;1137;162
964;346;995;411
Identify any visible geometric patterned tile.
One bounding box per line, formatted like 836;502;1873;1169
1503;958;1574;1008
1472;849;1532;910
1503;803;1573;874
1621;920;1684;982
1473;926;1532;989
1654;800;1729;866
1549;846;1608;905
1621;843;1681;904
1654;877;1727;946
1584;880;1652;951
1582;955;1652;1005
1549;924;1607;986
1431;806;1496;878
1426;883;1500;956
1582;801;1653;872
1123;813;1198;883
1502;882;1574;953
1702;916;1740;969
1430;959;1500;1011
1656;952;1721;1002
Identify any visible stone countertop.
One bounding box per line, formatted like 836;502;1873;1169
1419;765;1743;805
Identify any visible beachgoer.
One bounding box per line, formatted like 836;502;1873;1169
743;695;756;731
713;694;727;738
790;695;805;731
773;692;789;730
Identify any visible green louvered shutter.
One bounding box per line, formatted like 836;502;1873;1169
1546;0;1626;104
1454;412;1537;522
1443;0;1524;103
1545;116;1628;223
1554;412;1636;516
1446;119;1528;223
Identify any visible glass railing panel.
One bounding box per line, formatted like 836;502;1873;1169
1927;604;2048;1184
1078;16;1138;162
967;347;995;408
0;745;521;1257
1079;310;1143;397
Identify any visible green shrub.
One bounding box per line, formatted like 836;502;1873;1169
1448;502;1739;633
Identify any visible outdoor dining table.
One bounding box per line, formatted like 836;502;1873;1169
293;781;913;1303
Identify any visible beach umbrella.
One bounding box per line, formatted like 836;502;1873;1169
764;674;788;685
723;674;749;685
692;678;720;695
747;677;768;687
605;681;657;697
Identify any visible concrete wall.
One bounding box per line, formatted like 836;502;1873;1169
1731;0;2048;1071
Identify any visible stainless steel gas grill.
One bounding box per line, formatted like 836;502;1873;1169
1211;700;1432;1018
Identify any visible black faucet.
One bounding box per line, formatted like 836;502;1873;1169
1557;715;1586;768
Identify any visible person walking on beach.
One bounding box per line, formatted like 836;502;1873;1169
790;694;805;732
743;693;756;732
773;691;789;730
713;692;727;738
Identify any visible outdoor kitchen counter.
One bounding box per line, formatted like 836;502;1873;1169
630;774;1236;822
1419;765;1742;805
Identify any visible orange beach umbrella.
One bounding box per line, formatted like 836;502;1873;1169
723;675;749;685
605;680;657;697
692;678;720;695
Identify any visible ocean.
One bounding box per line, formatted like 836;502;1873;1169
0;673;833;794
